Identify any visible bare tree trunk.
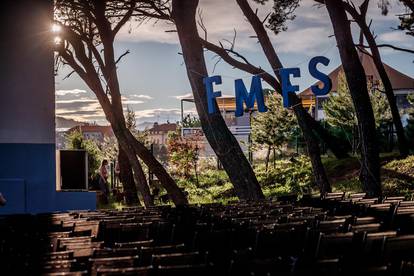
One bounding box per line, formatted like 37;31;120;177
292;96;331;194
110;117;188;206
119;144;153;206
118;146;140;206
345;0;409;157
325;0;381;197
122;129;188;205
57;2;188;206
117;137;153;206
172;0;264;201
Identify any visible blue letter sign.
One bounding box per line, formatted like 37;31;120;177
309;56;332;96
204;56;332;114
234;76;268;117
280;68;301;108
203;75;222;114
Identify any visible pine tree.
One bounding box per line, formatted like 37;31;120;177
323;71;392;133
251;93;297;170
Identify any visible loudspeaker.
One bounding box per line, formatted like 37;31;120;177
56;150;88;191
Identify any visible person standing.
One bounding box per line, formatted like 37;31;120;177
99;159;110;204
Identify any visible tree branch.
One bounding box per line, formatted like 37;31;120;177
115;50;131;65
200;37;281;92
236;0;283;80
113;2;135;35
356;43;414;54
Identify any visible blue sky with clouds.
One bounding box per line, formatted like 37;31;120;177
55;0;414;126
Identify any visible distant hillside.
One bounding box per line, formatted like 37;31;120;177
56;116;87;129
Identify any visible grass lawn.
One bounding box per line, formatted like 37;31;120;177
98;153;414;208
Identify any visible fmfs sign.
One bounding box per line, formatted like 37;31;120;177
203;56;332;117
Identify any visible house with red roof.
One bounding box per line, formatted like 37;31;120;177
147;122;177;145
67;125;114;143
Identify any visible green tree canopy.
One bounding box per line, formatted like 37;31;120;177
322;71;392;133
251;92;297;154
65;130;102;177
181;114;201;128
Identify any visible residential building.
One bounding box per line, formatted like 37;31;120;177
147;122;177;145
180;95;253;157
67;125;114;143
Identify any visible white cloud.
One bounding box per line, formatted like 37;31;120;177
378;31;414;48
135;108;181;119
55;89;158;124
134;107;198;124
55;89;87;96
115;0;266;50
123;100;145;105
114;0;407;57
171;93;193;100
129;94;154;100
117;18;178;44
55;98;98;104
275;27;333;55
121;94;153;105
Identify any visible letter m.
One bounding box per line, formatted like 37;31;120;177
234;75;268;117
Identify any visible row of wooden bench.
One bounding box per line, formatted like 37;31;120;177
1;193;414;275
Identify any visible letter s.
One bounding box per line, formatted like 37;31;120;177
309;56;332;96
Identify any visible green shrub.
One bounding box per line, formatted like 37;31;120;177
66;130;102;177
177;170;233;204
255;155;314;199
382;155;414;197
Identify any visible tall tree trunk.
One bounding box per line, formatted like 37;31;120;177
365;41;408;157
236;0;332;193
345;0;409;157
265;146;271;172
172;0;264;201
292;96;331;194
72;65;187;206
118;138;153;206
92;10;189;206
325;0;381;197
122;128;188;205
118;146;140;206
110;116;188;206
119;144;153;206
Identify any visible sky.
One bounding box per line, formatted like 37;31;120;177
55;0;414;127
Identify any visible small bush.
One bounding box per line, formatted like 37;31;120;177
382;155;414;197
255;155;315;199
177;170;233;204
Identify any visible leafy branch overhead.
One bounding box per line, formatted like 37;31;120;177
253;0;300;35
